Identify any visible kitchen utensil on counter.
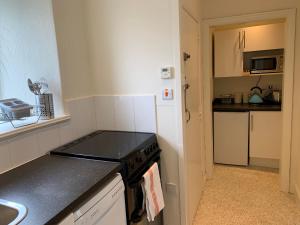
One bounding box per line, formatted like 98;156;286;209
33;82;42;95
234;93;242;104
39;77;49;94
273;90;281;103
0;99;33;120
243;92;249;104
249;86;264;104
36;94;54;120
28;79;37;95
28;78;49;95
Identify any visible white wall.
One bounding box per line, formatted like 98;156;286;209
201;0;300;196
0;0;63;115
214;75;283;98
82;1;182;224
52;0;92;100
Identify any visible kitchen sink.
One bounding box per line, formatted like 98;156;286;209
0;199;27;225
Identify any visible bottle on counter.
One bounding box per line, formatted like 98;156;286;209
243;92;249;104
234;92;242;104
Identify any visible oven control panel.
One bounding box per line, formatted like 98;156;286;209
126;142;159;177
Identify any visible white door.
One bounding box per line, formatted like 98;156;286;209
181;9;205;225
214;112;249;166
214;28;244;77
249;111;282;160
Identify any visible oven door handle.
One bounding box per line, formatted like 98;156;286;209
128;156;160;188
128;177;145;188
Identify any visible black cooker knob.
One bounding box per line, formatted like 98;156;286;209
136;157;143;163
145;148;150;155
128;161;135;170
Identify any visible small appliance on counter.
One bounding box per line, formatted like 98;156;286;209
263;86;282;105
214;94;235;104
248;86;264;104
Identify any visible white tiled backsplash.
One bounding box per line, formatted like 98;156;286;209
0;95;157;174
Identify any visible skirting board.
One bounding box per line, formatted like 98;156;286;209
295;184;300;205
249;157;279;169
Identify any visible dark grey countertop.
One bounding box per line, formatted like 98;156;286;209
0;155;121;225
213;103;281;112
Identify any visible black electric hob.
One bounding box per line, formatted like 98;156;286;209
50;131;160;178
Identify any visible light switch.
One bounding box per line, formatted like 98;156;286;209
162;88;174;100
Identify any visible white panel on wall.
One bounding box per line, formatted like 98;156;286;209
0;141;12;174
133;96;157;133
37;126;61;155
95;96;116;130
114;96;135;131
95;95;157;133
69;97;97;138
8;133;40;168
60;97;97;145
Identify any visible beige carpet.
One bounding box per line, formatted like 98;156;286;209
193;165;300;225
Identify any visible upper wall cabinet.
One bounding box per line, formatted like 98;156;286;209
243;23;285;52
214;28;244;78
214;23;285;78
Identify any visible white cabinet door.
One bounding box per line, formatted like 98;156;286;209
249;111;282;160
214;28;244;77
244;23;285;52
214;112;249;166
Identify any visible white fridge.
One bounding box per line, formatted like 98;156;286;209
214;112;249;166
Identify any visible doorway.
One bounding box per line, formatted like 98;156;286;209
202;9;296;193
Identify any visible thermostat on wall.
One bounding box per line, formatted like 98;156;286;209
161;66;174;79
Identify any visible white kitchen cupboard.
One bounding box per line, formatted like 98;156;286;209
214;29;244;77
214;23;285;77
243;23;285;52
249;111;282;162
214;112;249;166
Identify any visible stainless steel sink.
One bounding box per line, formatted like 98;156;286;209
0;199;27;225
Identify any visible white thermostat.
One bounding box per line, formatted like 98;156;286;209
161;66;174;79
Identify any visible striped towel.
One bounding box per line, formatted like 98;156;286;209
142;162;165;222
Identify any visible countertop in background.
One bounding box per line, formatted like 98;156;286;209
213;103;281;112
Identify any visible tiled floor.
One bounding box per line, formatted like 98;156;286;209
193;165;300;225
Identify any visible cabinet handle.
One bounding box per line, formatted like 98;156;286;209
243;30;246;49
251;114;254;131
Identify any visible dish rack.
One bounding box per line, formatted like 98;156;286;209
0;99;43;129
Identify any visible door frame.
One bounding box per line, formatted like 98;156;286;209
202;9;296;192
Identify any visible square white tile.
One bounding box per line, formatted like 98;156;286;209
134;96;157;133
0;141;12;174
37;126;61;155
8;132;40;168
95;96;115;130
114;96;135;131
69;97;97;138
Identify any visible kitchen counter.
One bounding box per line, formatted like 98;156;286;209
213;103;281;112
0;155;121;225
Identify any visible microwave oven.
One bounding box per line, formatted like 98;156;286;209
250;55;284;74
